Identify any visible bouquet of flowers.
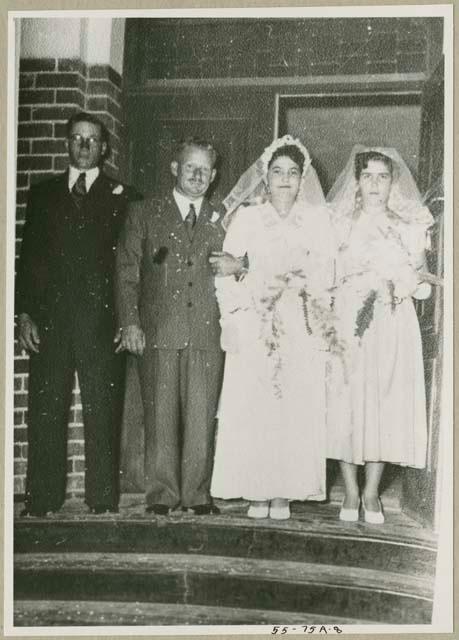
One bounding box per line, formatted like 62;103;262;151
257;267;345;397
338;220;422;342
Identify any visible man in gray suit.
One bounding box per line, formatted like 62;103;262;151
116;138;230;515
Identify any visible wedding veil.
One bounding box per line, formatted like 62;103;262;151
326;144;434;228
222;134;326;229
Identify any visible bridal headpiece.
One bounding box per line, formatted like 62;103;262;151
222;134;325;228
326;144;434;228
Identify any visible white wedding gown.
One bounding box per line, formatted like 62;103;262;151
211;201;336;501
326;209;429;468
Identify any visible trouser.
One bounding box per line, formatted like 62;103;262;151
25;322;125;511
138;346;224;508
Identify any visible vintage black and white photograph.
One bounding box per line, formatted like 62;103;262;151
5;4;454;635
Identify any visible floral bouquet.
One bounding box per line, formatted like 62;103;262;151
257;264;345;397
338;222;422;341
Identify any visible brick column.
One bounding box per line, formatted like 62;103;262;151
14;56;125;498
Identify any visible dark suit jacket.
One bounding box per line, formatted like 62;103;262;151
16;170;142;337
115;194;225;351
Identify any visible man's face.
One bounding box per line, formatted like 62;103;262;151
171;145;216;200
66;120;107;171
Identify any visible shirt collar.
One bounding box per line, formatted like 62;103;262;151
173;189;204;221
68;166;100;192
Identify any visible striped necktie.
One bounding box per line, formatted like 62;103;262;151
71;172;87;207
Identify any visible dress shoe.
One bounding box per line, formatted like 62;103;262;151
20;507;54;517
182;504;220;515
90;505;119;515
362;497;385;524
146;504;170;515
339;498;360;522
269;503;291;520
247;502;269;519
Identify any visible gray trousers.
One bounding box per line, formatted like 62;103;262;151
138;346;224;507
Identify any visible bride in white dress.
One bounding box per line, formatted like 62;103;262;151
326;147;434;524
210;136;337;520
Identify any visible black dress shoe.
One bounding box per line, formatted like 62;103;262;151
20;507;54;517
90;505;119;515
182;504;221;515
146;504;170;515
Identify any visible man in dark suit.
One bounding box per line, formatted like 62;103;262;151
16;111;141;516
116;138;229;516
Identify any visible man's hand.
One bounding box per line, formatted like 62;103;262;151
114;324;146;356
209;251;246;277
18;313;40;353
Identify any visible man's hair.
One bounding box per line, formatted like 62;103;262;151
66;111;111;160
174;137;218;168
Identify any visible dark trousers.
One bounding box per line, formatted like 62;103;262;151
139;346;224;508
25;320;125;511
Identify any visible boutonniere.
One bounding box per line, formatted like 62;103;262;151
210;211;221;224
112;184;124;195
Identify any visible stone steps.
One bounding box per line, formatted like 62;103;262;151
13;498;436;627
14;516;437;577
14;551;433;625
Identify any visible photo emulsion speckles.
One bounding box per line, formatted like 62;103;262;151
6;6;454;636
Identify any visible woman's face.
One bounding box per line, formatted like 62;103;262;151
357;159;393;209
267;155;302;205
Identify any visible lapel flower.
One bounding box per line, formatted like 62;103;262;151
211;211;220;224
112;184;124;195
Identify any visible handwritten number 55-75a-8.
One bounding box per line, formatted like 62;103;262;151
271;626;343;634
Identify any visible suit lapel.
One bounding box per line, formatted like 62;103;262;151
53;170;72;204
48;171;75;224
85;171;111;208
165;195;190;244
164;194;217;246
191;199;214;245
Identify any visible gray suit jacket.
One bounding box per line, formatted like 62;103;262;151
115;194;225;351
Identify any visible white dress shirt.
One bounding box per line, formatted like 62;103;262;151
68;166;100;193
173;189;204;221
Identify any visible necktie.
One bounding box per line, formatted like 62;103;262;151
71;172;87;207
185;203;197;240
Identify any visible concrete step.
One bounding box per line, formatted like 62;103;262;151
14;552;433;624
14;599;376;627
14;515;437;578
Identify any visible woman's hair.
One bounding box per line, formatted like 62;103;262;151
268;144;305;174
354;151;393;180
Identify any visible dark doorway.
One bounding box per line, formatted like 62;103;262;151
279;78;443;528
278;92;422;196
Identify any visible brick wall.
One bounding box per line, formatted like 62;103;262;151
14;57;125;498
129;17;440;83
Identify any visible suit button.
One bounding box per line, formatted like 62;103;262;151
187;259;193;266
187;302;193;307
188;282;193;287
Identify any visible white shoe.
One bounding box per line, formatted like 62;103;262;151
339;499;360;522
247;503;269;519
269;504;291;520
362;498;385;524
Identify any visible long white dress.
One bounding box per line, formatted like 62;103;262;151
211;200;336;501
326;208;430;468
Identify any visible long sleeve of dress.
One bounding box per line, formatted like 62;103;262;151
215;209;255;352
397;206;434;299
307;207;338;297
